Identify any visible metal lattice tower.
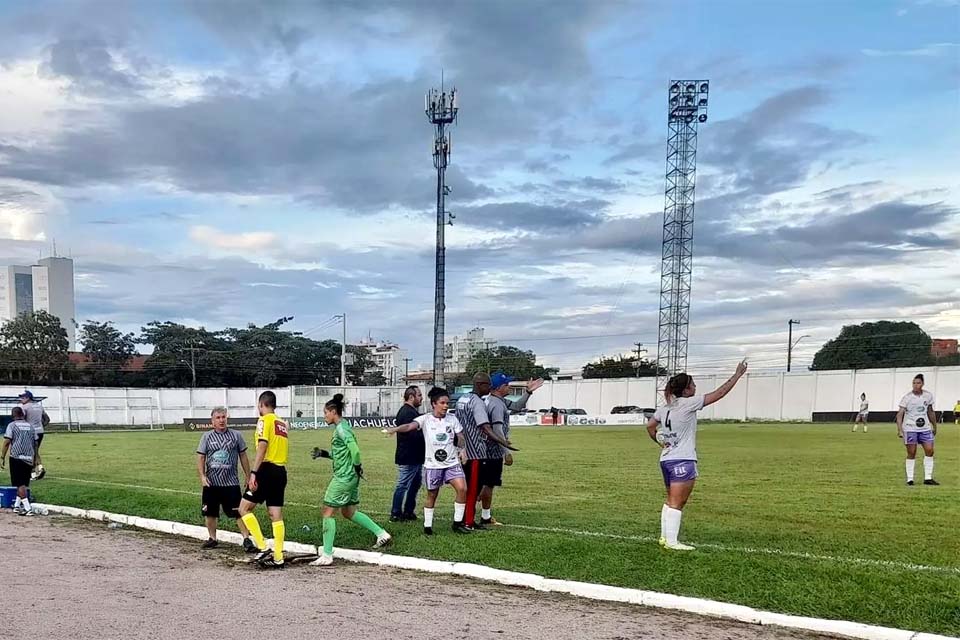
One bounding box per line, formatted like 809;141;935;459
656;80;709;402
425;85;458;387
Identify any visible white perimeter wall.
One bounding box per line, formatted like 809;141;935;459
3;366;958;424
524;366;960;421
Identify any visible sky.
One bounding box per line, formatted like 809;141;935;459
0;0;957;375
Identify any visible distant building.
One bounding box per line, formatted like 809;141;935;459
932;338;958;359
356;338;408;385
0;256;76;349
444;327;497;375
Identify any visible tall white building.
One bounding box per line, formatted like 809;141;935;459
357;338;408;385
444;327;497;374
0;257;76;349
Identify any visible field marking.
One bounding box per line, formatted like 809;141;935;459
46;475;960;577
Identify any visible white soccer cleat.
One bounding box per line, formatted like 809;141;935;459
662;540;695;551
309;554;334;567
373;532;393;548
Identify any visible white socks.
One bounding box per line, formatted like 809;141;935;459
21;498;31;512
923;456;934;481
661;505;683;544
454;502;466;523
424;508;435;528
481;508;491;520
14;496;22;509
905;459;915;482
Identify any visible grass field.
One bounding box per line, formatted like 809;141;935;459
18;423;960;635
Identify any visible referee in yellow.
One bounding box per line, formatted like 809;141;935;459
238;390;288;569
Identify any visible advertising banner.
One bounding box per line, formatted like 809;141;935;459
183;417;259;431
563;414;647;426
289;417;399;430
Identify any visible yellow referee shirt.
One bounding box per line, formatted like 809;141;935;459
256;413;289;466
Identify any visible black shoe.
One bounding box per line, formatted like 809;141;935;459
907;480;915;486
253;549;272;564
470;520;488;530
423;526;433;536
402;513;418;522
452;522;473;534
923;479;940;485
201;539;218;549
258;556;285;569
242;537;258;553
389;515;403;522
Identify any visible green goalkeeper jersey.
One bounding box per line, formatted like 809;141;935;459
330;418;362;480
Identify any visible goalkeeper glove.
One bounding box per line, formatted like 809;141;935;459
354;463;364;479
311;447;331;460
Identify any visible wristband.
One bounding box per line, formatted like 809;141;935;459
250;470;257;475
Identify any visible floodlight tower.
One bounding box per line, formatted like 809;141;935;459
656;80;709;402
425;85;458;387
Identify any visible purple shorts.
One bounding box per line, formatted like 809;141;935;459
660;459;698;486
903;431;934;445
423;464;465;491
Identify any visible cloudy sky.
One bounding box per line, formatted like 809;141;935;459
0;0;957;374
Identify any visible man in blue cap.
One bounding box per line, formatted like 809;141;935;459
19;391;49;480
481;372;543;526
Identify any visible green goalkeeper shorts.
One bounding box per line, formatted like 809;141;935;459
323;477;360;508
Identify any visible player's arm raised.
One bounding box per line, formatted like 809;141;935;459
703;360;748;407
386;422;419;434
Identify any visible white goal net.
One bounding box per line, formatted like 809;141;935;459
65;395;163;432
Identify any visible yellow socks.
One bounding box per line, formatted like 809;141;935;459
272;520;285;563
241;513;266;550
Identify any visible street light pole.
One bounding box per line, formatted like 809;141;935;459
787;319;800;372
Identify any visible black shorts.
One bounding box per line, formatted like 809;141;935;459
465;458;504;489
35;433;44;449
242;462;286;507
202;485;242;518
10;458;32;487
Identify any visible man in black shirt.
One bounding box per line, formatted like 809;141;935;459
390;386;424;521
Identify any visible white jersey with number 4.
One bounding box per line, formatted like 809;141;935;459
652;395;705;461
899;391;934;432
414;413;463;470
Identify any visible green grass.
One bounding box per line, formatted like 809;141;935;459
21;423;960;635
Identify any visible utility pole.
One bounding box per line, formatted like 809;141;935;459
180;341;200;388
403;357;412;382
425;81;458;388
634;342;646;377
787;319;800;372
334;314;347;387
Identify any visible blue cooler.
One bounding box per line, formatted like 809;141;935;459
0;486;31;507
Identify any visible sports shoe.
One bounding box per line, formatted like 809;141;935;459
402;513;418;522
661;540;695;551
470;520;488;531
253;549;272;564
481;517;503;527
201;539;218;549
309;554;334;567
907;480;915;486
242;537;258;553
423;526;434;536
258;556;285;569
389;515;403;522
452;522;473;534
923;479;940;486
373;532;393;549
33;465;45;480
12;506;24;516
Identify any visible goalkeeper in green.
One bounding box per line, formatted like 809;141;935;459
310;393;392;566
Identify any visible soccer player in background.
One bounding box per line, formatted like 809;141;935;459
310;393;392;567
897;374;938;486
953;399;960;425
1;407;36;515
483;372;543;526
646;360;748;551
197;406;256;551
389;386;424;522
852;393;869;432
388;387;471;534
238;390;288;568
457;372;515;530
19;391;49;479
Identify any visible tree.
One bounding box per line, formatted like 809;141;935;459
582;355;665;379
140;322;232;387
811;321;934;371
464;346;557;381
0;310;71;383
80;321;137;386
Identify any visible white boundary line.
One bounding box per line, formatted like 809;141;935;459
33;502;955;640
45;476;960;576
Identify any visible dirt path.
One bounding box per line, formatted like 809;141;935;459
0;513;830;640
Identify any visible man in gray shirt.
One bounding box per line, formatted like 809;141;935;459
197;407;256;551
19;391;48;480
483;372;543;526
2;406;37;515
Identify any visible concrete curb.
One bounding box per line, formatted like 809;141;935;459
35;503;956;640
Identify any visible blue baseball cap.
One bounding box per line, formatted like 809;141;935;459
490;372;514;389
18;390;34;400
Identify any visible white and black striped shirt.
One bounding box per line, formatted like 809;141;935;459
4;419;36;462
197;429;247;487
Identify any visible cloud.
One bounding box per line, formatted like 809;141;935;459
862;42;958;57
189;225;278;250
40;36;145;94
458;199;607;231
